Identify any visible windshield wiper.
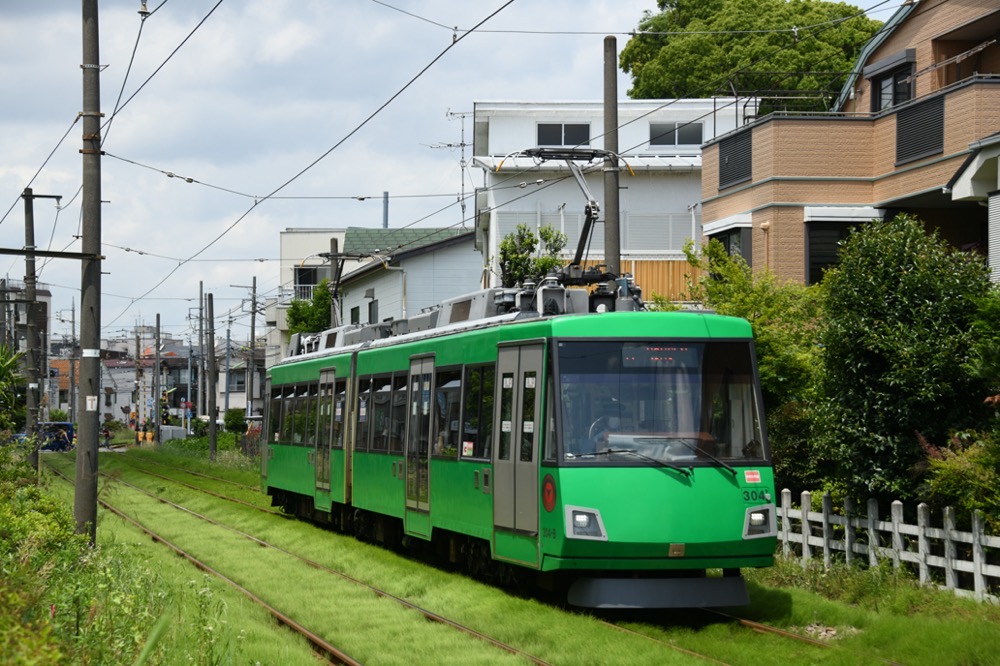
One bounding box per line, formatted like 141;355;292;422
592;448;692;477
669;438;737;476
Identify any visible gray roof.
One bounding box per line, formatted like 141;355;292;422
343;227;465;256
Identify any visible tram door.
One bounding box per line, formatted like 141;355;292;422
404;356;434;536
315;369;336;493
493;343;543;543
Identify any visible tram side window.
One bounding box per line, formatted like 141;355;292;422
332;379;347;449
280;386;296;444
389;374;407;454
460;364;494;459
544;375;557;462
520;371;537;463
369;375;393;452
498;371;514;461
432;367;462;458
356;377;372;452
317;379;334;448
298;383;319;446
269;387;283;443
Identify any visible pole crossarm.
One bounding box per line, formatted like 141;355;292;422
0;247;105;260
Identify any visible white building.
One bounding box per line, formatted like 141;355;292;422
472;99;753;298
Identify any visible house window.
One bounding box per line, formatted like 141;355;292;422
650;122;703;147
294;266;318;300
896;96;944;165
863;48;915;113
367;299;379;324
711;227;752;267
537;123;589;147
350;306;360;325
718;129;752;189
806;221;859;285
873;67;913;111
228;369;246;392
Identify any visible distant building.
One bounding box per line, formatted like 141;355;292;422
700;1;1000;283
267;227;481;362
472;99;754;298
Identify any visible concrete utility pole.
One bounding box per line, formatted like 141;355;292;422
154;314;161;445
75;0;102;544
198;281;205;418
224;318;231;414
207;294;218;461
603;35;621;278
22;188;42;443
248;276;256;418
231;277;257;418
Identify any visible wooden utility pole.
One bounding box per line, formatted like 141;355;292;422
75;0;102;544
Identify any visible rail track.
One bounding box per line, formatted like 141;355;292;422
47;456;552;665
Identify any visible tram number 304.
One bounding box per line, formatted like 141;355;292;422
742;489;769;503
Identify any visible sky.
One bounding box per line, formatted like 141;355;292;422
0;0;899;349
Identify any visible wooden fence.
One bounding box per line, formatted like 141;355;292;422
778;489;1000;603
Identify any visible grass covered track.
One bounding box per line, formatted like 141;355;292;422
39;446;1000;665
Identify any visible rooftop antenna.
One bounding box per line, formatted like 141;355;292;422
430;110;472;227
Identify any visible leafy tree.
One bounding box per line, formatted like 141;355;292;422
497;224;568;288
223;408;246;434
818;214;994;502
685;239;825;492
286;278;331;336
0;344;23;431
620;0;881;108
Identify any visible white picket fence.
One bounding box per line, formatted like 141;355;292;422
778;489;1000;603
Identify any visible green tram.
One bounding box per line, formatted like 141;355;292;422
263;284;777;608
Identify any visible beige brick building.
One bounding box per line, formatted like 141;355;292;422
701;0;1000;284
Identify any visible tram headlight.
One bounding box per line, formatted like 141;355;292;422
743;505;776;539
565;506;607;541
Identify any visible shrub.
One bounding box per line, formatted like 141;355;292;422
818;214;994;502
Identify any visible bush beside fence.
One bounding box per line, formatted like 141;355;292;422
778;489;1000;603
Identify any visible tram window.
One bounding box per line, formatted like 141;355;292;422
544;375;557;462
556;340;767;463
269;386;283;443
389;374;407;454
369;375;393;452
498;372;514;461
461;364;494;460
432;367;462;458
298;383;318;447
520;371;536;463
317;379;334;448
332;379;347;449
356;377;372;451
280;386;296;444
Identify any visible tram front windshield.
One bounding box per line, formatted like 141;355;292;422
558;340;767;464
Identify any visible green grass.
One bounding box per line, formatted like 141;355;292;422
35;446;1000;665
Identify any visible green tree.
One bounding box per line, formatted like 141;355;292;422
620;0;881;108
286;278;331;336
497;224;568;288
818;214;994;502
0;345;23;431
685;239;825;492
223;408;246;434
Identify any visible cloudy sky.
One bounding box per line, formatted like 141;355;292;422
0;0;898;348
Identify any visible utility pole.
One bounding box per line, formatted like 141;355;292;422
135;329;141;442
69;299;76;424
231;277;257;418
154;314;160;445
603;35;621;278
198;281;205;419
76;0;102;544
224;318;232;414
207;294;218;461
248;276;256;418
